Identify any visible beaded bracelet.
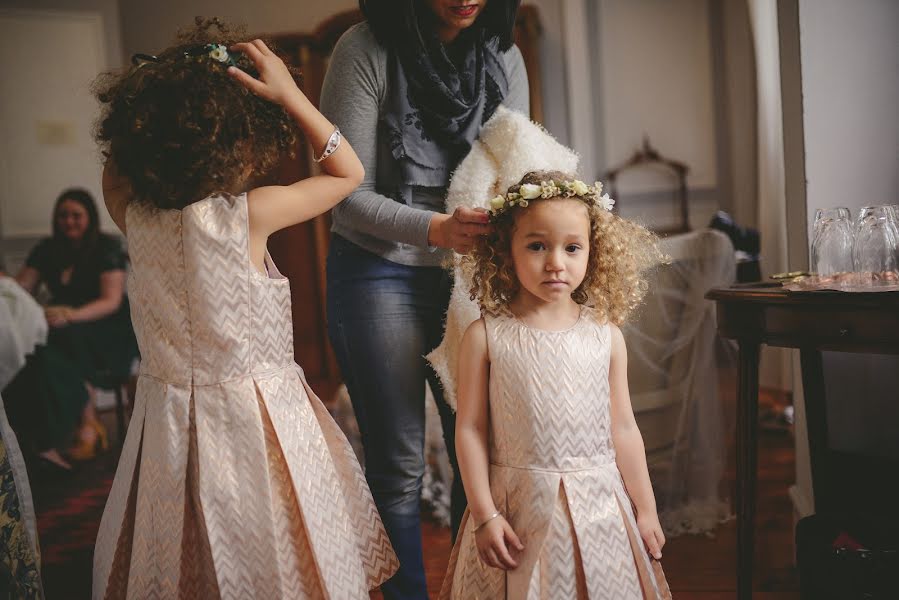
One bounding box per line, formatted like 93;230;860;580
472;511;502;533
313;126;341;163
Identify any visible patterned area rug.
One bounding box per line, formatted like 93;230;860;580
29;452;115;600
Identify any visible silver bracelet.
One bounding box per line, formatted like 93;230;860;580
313;126;341;163
472;510;502;533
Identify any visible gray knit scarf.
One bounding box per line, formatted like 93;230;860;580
383;26;509;190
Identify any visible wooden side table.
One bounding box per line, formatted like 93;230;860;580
705;284;899;600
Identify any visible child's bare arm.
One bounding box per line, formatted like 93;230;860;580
608;324;665;559
101;160;131;235
229;40;364;236
456;319;523;570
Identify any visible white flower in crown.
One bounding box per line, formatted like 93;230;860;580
489;195;506;211
208;44;230;63
598;193;615;212
570;180;590;196
519;183;542;200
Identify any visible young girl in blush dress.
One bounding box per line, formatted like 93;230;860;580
441;171;672;599
92;19;396;598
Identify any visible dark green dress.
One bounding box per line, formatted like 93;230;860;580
2;234;137;451
24;234;137;385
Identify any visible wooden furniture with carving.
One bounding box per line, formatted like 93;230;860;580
602;136;690;236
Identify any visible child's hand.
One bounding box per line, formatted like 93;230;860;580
227;40;303;105
474;515;524;570
637;512;665;560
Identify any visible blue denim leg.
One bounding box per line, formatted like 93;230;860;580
326;235;464;599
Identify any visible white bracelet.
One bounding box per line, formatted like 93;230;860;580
472;511;502;533
313;126;341;163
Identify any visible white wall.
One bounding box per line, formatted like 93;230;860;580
0;0;124;270
0;0;122;66
589;0;750;234
598;0;717;194
800;0;899;232
789;0;899;518
0;11;110;236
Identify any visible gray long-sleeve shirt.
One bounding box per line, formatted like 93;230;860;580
319;23;530;267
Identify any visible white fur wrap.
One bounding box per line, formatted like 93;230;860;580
425;106;579;411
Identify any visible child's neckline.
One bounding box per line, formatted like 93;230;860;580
508;304;586;334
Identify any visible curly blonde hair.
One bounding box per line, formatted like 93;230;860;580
460;170;664;325
94;18;300;210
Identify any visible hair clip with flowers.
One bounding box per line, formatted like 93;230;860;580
487;179;615;221
183;43;238;67
130;43;238;69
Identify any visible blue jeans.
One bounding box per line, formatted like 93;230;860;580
326;235;466;599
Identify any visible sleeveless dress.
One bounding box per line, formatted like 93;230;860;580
93;193;397;599
441;308;671;599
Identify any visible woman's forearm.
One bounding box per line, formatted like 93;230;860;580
69;296;122;323
67;269;126;324
614;425;658;515
319;30;437;248
331;189;435;248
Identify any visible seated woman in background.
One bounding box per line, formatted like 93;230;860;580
7;188;137;469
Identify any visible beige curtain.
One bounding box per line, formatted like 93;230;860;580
748;0;792;391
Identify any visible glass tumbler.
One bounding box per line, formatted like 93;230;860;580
810;207;853;276
853;205;899;287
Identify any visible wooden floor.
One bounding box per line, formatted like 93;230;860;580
373;392;801;599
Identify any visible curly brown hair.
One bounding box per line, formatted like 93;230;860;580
460;170;665;325
94;18;300;209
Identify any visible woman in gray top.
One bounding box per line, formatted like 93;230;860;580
320;1;528;597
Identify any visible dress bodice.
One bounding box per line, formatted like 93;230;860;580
485;307;615;472
126;194;294;386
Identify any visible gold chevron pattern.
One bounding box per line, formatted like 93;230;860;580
441;309;671;599
93;193;397;599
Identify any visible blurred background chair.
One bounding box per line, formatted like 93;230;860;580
623;228;737;535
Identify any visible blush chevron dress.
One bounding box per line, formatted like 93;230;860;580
440;307;671;599
93;193;397;599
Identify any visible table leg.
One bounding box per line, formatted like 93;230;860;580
799;349;830;514
736;341;760;600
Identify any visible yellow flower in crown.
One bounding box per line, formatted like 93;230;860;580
570;180;589;196
489;195;507;211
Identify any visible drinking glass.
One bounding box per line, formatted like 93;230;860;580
810;207;853;276
853;205;899;287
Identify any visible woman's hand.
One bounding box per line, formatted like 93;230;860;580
637;511;665;560
474;515;524;570
228;40;304;106
428;207;492;254
45;305;75;327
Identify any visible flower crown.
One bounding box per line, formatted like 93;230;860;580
487;179;615;221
